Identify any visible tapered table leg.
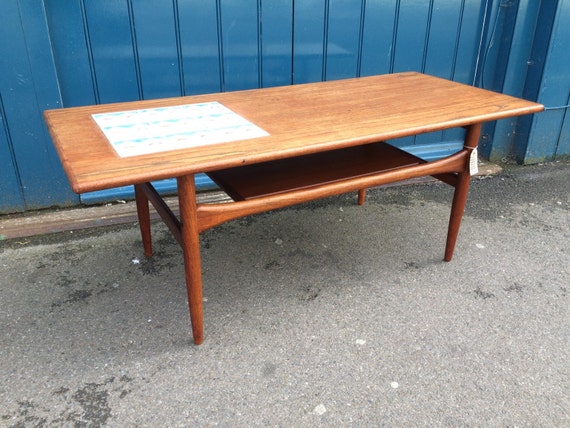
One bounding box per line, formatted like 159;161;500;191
444;124;481;261
177;175;204;345
444;172;470;261
135;184;152;257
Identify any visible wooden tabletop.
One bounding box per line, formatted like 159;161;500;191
44;72;543;194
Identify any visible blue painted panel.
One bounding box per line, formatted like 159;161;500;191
483;0;519;93
555;92;570;158
0;94;25;213
18;0;76;207
476;0;519;158
293;2;326;83
453;0;483;85
0;1;29;213
18;0;64;112
260;1;293;87
424;0;464;78
83;0;141;103
130;0;182;99
219;0;260;91
360;0;397;76
43;0;96;107
392;1;430;73
0;0;77;211
325;0;363;80
178;0;222;95
487;0;542;160
522;0;570;163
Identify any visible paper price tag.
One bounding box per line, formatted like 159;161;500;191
469;147;479;176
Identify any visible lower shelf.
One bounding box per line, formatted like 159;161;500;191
206;142;425;201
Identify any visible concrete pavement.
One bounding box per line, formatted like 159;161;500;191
1;161;568;426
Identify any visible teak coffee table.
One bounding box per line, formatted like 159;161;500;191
44;72;543;344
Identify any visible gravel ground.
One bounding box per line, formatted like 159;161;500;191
1;161;568;427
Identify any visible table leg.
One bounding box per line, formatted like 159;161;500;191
444;172;470;261
444;123;481;261
135;184;152;257
177;175;205;345
357;189;367;205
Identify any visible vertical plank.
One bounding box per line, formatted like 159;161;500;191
0;0;77;211
487;0;542;160
293;2;326;84
392;0;431;72
219;0;260;91
19;0;64;112
478;0;519;93
130;0;181;99
178;0;223;95
360;0;398;76
83;0;141;103
520;0;570;163
454;0;486;85
43;0;96;107
424;0;463;79
0;94;25;213
325;0;363;80
554;92;570;159
20;0;77;205
510;0;556;163
260;0;293;87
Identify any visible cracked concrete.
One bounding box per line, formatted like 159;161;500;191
1;161;568;426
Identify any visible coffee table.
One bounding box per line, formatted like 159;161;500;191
44;72;543;344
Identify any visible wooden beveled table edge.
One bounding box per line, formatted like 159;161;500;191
43;72;544;195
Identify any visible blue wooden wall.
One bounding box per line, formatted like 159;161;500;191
0;0;567;213
514;0;570;164
43;1;486;101
0;0;78;212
